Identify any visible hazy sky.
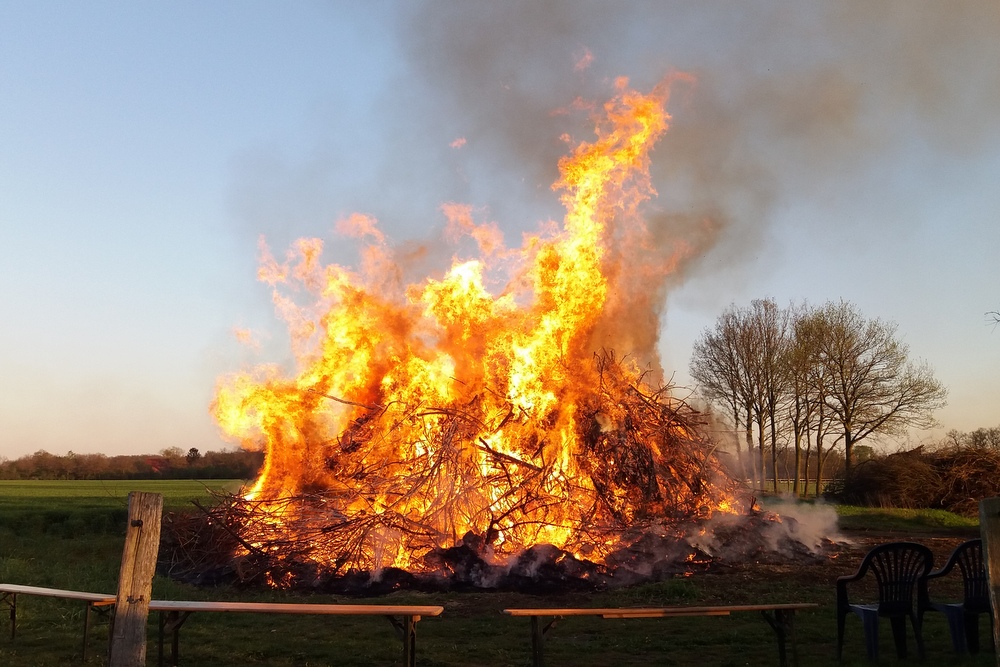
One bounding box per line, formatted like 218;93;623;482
2;2;999;460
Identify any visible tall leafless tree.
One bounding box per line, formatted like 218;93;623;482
782;303;816;495
793;306;841;495
690;299;789;492
744;299;790;493
810;300;948;475
690;308;757;487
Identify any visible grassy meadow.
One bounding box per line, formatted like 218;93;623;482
0;480;994;666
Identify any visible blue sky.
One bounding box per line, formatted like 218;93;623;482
2;2;998;459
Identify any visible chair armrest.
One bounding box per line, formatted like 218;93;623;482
836;577;852;613
836;558;874;614
916;576;931;613
836;572;864;585
836;562;870;586
924;557;957;581
919;553;960;615
920;547;958;614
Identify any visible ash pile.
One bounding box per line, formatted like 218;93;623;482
160;353;836;594
159;501;834;596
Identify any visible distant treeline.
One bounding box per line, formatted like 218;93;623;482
0;447;264;480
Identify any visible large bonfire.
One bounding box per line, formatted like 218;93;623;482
164;77;769;592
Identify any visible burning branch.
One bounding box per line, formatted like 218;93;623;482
308;388;384;411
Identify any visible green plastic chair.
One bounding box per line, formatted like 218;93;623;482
836;541;934;660
920;539;994;654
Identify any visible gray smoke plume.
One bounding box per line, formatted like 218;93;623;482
385;0;1000;311
227;1;1000;401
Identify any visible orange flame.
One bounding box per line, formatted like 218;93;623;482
212;77;739;573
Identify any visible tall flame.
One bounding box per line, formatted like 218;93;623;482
212;77;739;574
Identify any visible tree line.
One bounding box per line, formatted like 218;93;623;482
690;299;948;495
0;447;264;480
942;426;1000;450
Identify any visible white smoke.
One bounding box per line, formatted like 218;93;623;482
762;497;847;553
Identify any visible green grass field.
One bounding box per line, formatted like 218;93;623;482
0;479;246;538
0;479;246;510
0;481;994;666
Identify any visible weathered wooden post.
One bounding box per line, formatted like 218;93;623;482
109;491;163;667
980;496;1000;665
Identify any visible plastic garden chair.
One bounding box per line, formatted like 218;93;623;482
836;541;934;661
920;538;994;654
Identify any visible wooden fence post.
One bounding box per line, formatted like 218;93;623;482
980;496;1000;666
108;491;163;667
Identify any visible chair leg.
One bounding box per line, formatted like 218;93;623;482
963;611;979;655
837;612;846;661
861;611;880;660
889;615;908;659
910;612;925;660
939;609;967;653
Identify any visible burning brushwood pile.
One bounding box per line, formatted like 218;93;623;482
161;77;832;593
162;354;778;592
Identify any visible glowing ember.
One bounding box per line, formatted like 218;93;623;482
209;77;747;580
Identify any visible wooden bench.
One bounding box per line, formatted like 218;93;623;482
148;600;445;667
503;603;819;667
0;583;116;661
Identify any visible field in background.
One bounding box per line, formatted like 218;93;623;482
0;479;245;508
0;479;244;538
0;481;992;666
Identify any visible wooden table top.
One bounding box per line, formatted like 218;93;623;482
0;583;115;603
148;600;444;616
503;603;819;618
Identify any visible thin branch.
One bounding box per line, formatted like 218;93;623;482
307;388;384;411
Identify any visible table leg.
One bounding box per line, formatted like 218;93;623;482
82;601;92;661
529;616;560;667
403;615;416;667
760;609;797;667
2;593;15;640
531;616;545;667
158;610;190;667
172;612;180;667
385;614;419;667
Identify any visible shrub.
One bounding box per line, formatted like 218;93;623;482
834;445;1000;516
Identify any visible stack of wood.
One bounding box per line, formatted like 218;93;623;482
161;352;754;591
837;445;1000;517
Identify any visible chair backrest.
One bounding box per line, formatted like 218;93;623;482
950;539;990;613
861;542;934;615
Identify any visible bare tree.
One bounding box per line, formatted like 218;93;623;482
788;304;842;496
969;427;1000;449
690;299;790;491
947;426;1000;449
782;303;817;495
811;300;948;474
690;308;757;486
743;299;791;493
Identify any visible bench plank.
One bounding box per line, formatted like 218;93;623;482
0;583;115;604
503;603;817;617
149;600;444;667
0;583;116;661
503;603;818;667
148;600;443;616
